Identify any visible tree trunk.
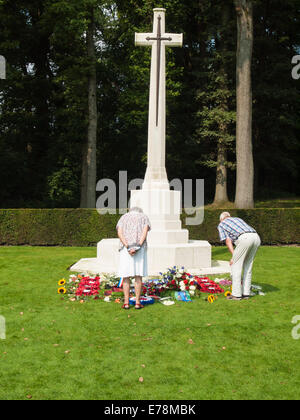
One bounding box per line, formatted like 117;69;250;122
80;8;97;208
234;0;254;208
214;142;229;205
213;4;230;206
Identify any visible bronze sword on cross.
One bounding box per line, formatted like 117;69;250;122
135;10;183;129
146;16;172;126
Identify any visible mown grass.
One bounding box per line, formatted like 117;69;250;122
0;246;299;400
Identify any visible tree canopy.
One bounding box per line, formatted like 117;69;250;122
0;0;299;208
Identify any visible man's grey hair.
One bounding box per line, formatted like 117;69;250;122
220;212;231;222
129;206;144;213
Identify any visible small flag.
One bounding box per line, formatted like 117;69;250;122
118;278;123;288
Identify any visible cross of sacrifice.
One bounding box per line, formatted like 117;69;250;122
0;55;6;80
135;9;183;189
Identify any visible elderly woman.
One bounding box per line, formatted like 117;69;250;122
116;207;151;310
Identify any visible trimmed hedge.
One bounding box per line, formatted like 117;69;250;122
185;208;300;245
0;208;299;246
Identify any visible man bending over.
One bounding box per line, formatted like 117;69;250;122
218;212;261;301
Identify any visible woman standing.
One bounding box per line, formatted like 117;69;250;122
116;207;151;310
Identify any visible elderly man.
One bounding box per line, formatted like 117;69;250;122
218;212;261;300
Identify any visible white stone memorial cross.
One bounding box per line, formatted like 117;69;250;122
135;8;183;190
70;9;224;276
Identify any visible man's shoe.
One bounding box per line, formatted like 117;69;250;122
226;295;242;301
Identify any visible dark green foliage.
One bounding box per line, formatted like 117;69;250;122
0;0;299;207
0;208;298;246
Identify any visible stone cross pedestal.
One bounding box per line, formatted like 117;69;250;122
70;9;230;277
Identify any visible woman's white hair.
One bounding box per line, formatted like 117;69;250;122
220;212;231;222
129;206;144;213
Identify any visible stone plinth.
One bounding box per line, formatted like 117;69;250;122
130;188;189;245
69;238;231;277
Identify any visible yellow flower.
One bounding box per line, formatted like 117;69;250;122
58;279;66;286
207;295;215;304
225;291;232;297
58;287;67;295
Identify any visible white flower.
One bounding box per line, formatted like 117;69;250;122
190;290;195;296
179;281;185;287
176;273;182;278
163;301;175;306
180;285;186;291
190;285;196;291
179;269;184;274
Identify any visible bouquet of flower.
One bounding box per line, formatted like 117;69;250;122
100;273;120;289
194;276;224;294
75;276;101;298
214;278;232;287
160;267;199;297
142;279;167;297
57;274;101;301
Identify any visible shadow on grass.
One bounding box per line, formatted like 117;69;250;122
212;247;228;258
255;283;280;293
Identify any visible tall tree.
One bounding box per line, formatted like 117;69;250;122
194;0;236;204
213;3;235;205
234;0;254;208
80;5;98;208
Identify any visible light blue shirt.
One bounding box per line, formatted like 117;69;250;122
218;217;256;243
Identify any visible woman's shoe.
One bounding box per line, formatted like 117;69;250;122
122;304;130;310
135;303;144;310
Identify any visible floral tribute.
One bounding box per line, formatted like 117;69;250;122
142;267;197;297
194;276;224;294
57;273;122;302
142;267;225;298
57;268;228;303
75;276;101;298
161;267;199;296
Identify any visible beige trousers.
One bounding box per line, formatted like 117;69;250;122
231;233;261;297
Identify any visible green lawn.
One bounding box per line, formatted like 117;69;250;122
0;246;299;400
